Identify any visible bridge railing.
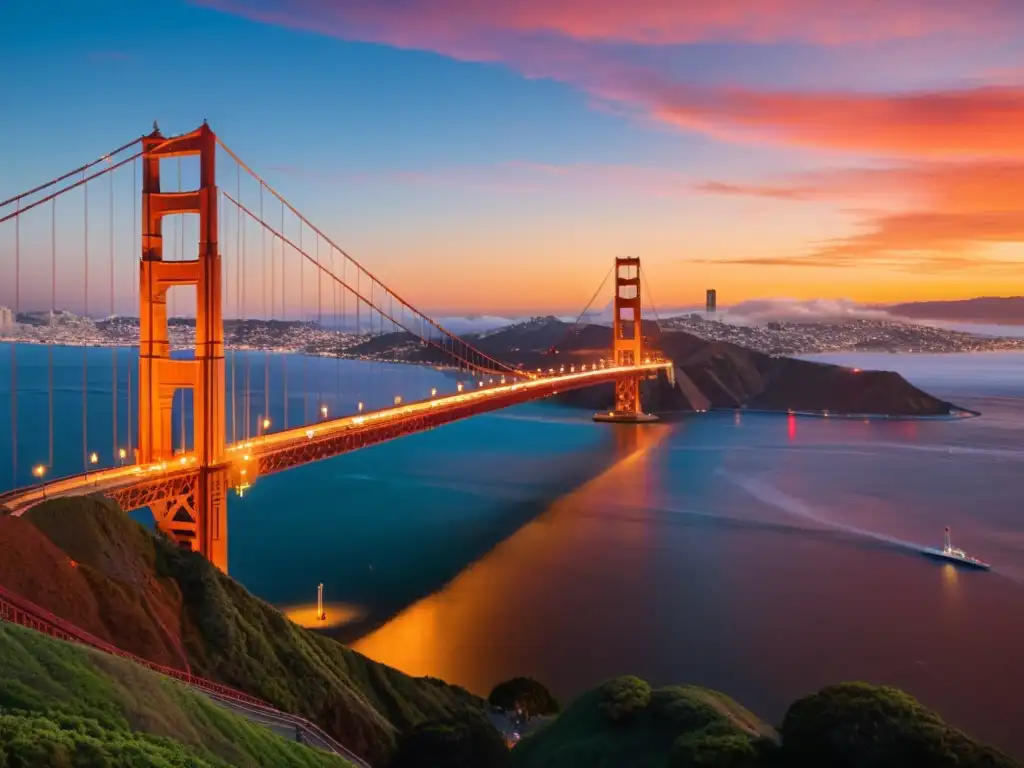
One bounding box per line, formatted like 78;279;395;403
0;583;371;765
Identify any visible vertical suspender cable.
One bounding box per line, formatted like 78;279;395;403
315;232;321;417
49;199;56;469
232;166;240;445
110;161;117;463
300;221;307;424
83;173;89;471
260;182;268;429
11;199;19;484
337;250;342;404
280;202;288;429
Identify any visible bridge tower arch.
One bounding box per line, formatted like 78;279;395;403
594;256;658;423
138;122;228;571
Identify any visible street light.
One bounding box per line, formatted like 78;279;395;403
320;404;328;418
89;452;99;465
394;395;402;405
430;387;437;397
118;448;127;465
457;382;464;393
358;401;364;412
33;464;47;496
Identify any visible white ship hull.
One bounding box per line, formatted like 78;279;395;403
921;547;991;570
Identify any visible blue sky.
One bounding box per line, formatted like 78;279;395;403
3;1;1024;316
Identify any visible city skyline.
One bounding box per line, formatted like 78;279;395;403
3;1;1024;314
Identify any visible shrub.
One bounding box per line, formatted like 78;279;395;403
596;676;651;723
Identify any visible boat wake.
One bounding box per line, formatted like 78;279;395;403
717;468;933;557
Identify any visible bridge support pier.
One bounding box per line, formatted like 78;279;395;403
594;256;658;424
149;467;228;571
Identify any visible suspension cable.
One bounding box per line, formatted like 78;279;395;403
110;159;117;466
225;192;510;375
0;150;143;226
217;138;518;375
549;263;615;353
260;182;269;428
130;156;137;462
640;266;663;333
280;200;288;429
10;199;19;484
49;199;55;469
83;173;89;471
0;137;142;210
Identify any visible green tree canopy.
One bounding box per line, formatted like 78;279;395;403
488;678;560;718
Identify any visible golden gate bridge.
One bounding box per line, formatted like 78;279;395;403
0;121;670;573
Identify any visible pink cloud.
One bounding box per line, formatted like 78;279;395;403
199;1;1024;159
198;0;1019;48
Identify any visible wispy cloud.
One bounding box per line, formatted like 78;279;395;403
198;1;1024;159
197;0;1020;49
695;160;1024;272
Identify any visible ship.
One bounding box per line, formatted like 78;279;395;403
922;527;991;570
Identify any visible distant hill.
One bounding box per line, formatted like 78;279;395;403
348;318;958;417
887;297;1024;324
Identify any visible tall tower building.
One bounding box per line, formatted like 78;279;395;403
706;289;717;315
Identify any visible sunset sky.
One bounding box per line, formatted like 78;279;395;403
3;0;1024;316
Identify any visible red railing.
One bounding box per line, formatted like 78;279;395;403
0;583;371;767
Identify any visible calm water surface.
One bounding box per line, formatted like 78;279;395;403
2;347;1023;756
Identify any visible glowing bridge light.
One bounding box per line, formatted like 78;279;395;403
118;448;127;461
89;452;99;465
500;376;506;384
431;387;437;397
478;381;484;388
262;418;271;430
179;457;187;465
306;429;315;439
358;401;364;412
457;382;464;392
394;396;402;405
320;404;328;418
33;464;46;479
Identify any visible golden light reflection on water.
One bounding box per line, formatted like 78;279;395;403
352;423;672;690
283;602;368;629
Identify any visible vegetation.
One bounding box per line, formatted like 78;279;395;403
0;621;351;767
508;676;1018;768
17;497;491;765
488;677;560;718
778;682;1017;768
508;676;775;768
388;712;509;768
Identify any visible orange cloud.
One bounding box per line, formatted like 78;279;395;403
600;78;1024;158
696;161;1024;271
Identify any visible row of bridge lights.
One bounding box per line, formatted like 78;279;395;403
27;359;654;489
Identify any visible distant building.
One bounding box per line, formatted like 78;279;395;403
0;306;13;332
705;289;717;315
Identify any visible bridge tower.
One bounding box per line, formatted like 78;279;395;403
594;256;658;423
138;122;229;571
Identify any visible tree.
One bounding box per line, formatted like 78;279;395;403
388;713;508;768
487;677;560;719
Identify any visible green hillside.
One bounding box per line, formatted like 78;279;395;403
0;621;351;767
2;496;490;765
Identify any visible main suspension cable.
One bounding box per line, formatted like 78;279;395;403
224;192;512;375
217;138;517;376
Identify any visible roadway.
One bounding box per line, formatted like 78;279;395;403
0;362;670;515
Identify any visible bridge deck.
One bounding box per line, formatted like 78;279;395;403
0;363;669;515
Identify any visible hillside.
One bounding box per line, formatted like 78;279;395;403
508;676;1017;768
0;497;490;765
0;621;351;767
888;297;1024;324
349;317;957;416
